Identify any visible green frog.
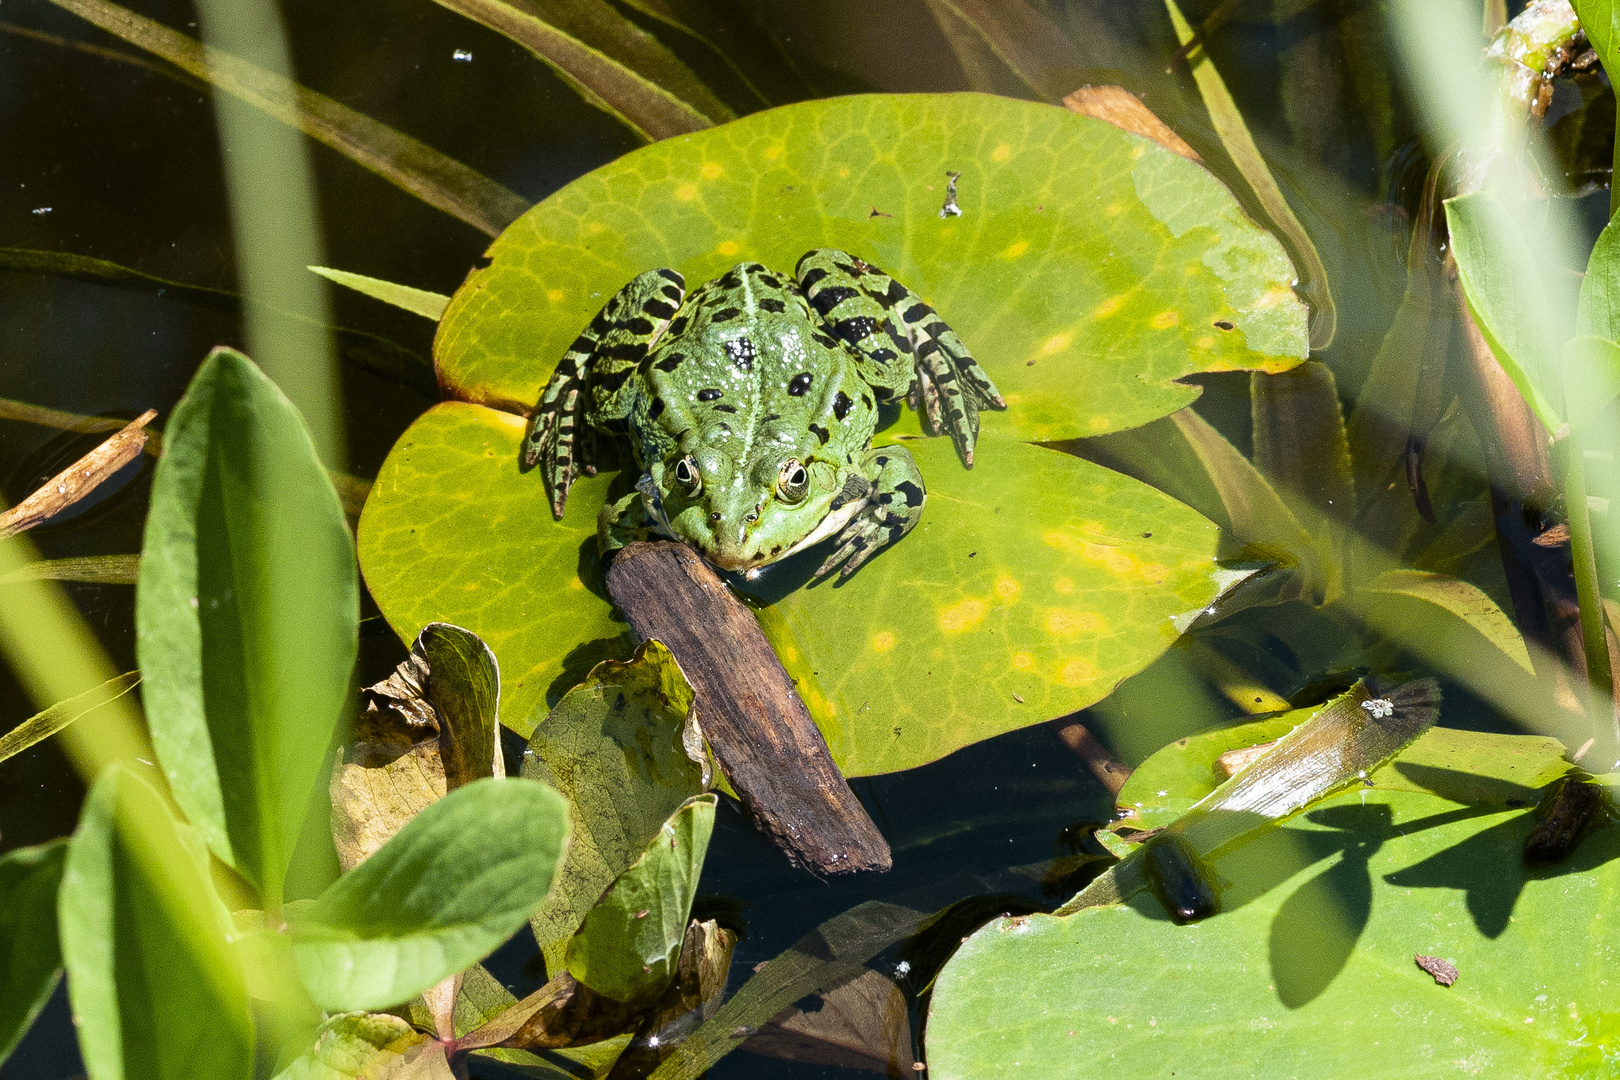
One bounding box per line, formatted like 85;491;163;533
523;249;1004;577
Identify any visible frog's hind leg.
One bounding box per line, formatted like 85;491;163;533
522;268;685;518
815;445;927;578
796;249;1004;467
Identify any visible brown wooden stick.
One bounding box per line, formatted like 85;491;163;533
605;541;891;875
1048;715;1131;795
0;409;156;539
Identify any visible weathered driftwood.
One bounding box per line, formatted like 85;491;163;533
605;541;891;875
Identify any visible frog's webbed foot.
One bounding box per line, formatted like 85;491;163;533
814;446;927;579
523;268;686;518
796;248;1004;469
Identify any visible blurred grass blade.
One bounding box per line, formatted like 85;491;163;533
432;0;712;141
0;249;438;396
0;840;67;1065
44;0;529;238
925;0;1016;92
309;267;450;321
137;348;358;912
501;0;734;124
1250;361;1355;525
1164;0;1336;350
0;554;142;586
926;0;1088;101
60;764;254;1080
0;671;140;766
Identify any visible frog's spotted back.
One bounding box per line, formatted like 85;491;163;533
523;249;1004;579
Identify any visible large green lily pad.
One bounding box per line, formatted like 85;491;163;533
359;93;1310;777
926;731;1618;1076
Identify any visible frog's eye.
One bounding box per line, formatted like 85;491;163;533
673;457;702;496
778;459;810;503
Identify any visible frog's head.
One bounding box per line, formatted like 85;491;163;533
650;443;847;571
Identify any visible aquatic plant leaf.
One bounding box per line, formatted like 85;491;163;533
1115;712;1303;830
432;94;1306;427
0;554;142;586
924;0;1087;100
431;0;712;142
0;671;140;766
59;765;254;1080
565;795;715;1006
522;641;706;960
1250;360;1354;525
290;777;568;1012
928;733;1614;1076
44;0;529;237
137;348;358;908
1359;569;1533;673
1445;189;1573;431
1164;0;1335;349
271;1012;444;1080
0;840;66;1065
308;268;450;322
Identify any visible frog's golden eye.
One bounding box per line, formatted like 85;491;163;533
673;456;702;496
778;459;809;503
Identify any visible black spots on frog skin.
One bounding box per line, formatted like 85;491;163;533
602;416;631;435
799;265;830;290
657;268;685;288
594;365;635;393
568;333;594;354
869;347;897;364
809;423;831;445
882;280;908;306
761;413;781;422
697;388;723;402
712;306;743;323
758;296;786;314
625;316;657;336
835;260;861;277
642;298;677;320
760;273;784;289
712;403;738;414
654;352;685;373
878;480;925;509
812;331;840;350
902;302;932;324
788;372;813;396
833;391;855;420
811;285;860;316
862;394;874;411
724;335;756;371
835;315;881;343
720;269;743;290
647;397;666;421
668;314;691;337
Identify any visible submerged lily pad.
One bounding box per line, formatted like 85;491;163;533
359;92;1310;776
927;732;1615;1076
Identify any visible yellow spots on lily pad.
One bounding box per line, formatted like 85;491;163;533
1094;295;1125;319
1196;335;1216;350
674;183;699;201
1105;203;1123;216
1052;576;1074;595
1130;145;1146;160
1058;657;1100;687
717;240;741;257
838;165;851;179
586;221;606;235
700;161;724;179
872;630;898;654
939;598;988;633
567;577;586;591
1256;285;1295;309
1046;609;1106;638
1151;310;1180;330
992;144;1012;162
1039;332;1072;356
764;143;785;161
1088;415;1111;432
546;289;565;303
1012;653;1036;671
994;573;1020;601
1001;239;1030;260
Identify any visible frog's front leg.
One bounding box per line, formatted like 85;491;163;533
796;249;1005;467
815;446;927;578
596;482;666;555
523;268;686;518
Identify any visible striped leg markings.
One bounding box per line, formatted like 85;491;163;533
815;445;927;579
523;268;685;519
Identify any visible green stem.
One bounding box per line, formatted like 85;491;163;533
1611;113;1620;221
1562;430;1619;765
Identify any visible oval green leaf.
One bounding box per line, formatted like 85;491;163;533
433;93;1307;434
59;764;254;1080
137;347;359;908
565;794;716;1006
928;736;1618;1077
289;776;568;1012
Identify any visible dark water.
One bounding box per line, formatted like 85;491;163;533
0;0;1592;1076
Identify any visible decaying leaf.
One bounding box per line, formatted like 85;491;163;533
609;919;738;1079
739;969;916;1076
331;622;502;871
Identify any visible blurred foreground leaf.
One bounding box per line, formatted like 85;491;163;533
138;348;357;909
272;1012;443;1080
0;840;67;1065
0;671;140;766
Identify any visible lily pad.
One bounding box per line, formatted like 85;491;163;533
927;733;1617;1076
359;92;1310;776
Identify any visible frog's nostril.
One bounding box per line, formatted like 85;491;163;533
709;511;722;522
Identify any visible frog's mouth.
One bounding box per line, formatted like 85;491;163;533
771;496;866;565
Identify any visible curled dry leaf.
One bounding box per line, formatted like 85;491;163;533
609;919;738;1079
331;622;502;872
